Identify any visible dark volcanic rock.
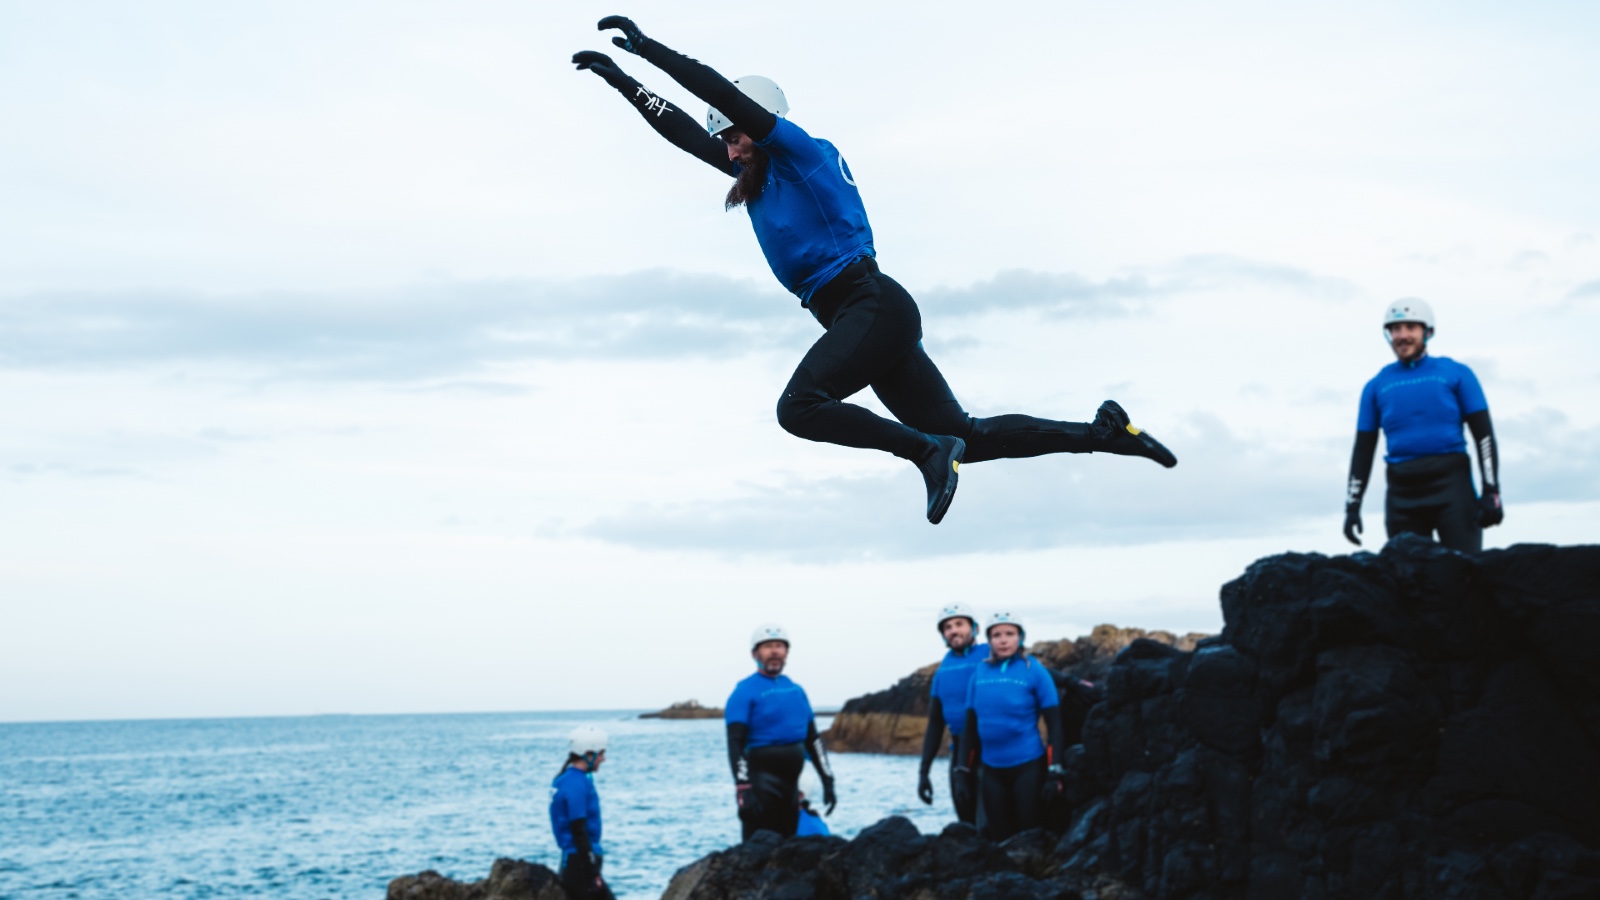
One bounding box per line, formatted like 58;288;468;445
678;539;1600;899
387;858;564;900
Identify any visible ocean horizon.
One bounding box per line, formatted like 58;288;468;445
1;709;951;899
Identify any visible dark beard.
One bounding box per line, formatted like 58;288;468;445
724;147;770;210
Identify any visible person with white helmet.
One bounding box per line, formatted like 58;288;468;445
548;725;616;900
571;16;1176;526
916;603;987;824
724;624;836;840
954;612;1068;842
1344;299;1503;553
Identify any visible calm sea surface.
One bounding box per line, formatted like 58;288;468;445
1;711;954;899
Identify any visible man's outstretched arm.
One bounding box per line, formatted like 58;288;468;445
598;16;778;141
1466;409;1503;527
572;50;734;175
1344;430;1378;546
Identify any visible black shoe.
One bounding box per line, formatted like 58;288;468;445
1093;400;1177;468
917;435;966;524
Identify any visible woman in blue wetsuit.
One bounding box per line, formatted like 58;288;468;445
572;16;1177;525
548;725;617;900
955;612;1068;842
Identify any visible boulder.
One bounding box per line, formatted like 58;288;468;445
386;858;565;900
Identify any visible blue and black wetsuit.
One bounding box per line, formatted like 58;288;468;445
1346;354;1500;552
957;652;1066;842
725;669;834;841
919;642;988;824
584;38;1136;469
549;764;615;900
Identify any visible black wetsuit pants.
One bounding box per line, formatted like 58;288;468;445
778;257;1100;463
741;743;805;841
949;752;978;825
978;756;1046;842
1385;453;1481;553
559;854;617;900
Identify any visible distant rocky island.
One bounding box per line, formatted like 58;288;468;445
390;538;1600;899
639;699;722;719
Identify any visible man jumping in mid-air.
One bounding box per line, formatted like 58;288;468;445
573;16;1176;524
1343;298;1503;553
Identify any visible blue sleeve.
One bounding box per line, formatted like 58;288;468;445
1455;363;1488;416
557;776;587;820
755;118;829;180
725;682;751;725
1356;378;1380;432
1032;660;1059;710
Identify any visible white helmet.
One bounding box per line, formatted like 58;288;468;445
750;623;790;652
568;725;607;757
987;611;1025;642
1383;298;1435;336
706;76;790;138
936;603;980;634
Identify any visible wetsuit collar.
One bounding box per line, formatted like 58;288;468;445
1399;351;1430;370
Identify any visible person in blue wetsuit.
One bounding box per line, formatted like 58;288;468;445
572;16;1177;525
726;624;837;841
955;612;1067;843
1344;298;1503;553
917;603;987;824
548;725;617;900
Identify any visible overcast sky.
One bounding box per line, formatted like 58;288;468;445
3;0;1597;722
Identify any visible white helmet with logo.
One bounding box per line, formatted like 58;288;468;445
568;725;608;757
750;623;790;652
1383;298;1435;337
986;610;1026;643
706;76;790;138
936;603;980;634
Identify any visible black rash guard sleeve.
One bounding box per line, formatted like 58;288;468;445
634;38;778;141
726;721;751;784
956;707;982;769
919;697;946;775
568;817;593;855
1042;705;1066;766
1465;410;1499;493
1347;430;1379;512
593;68;735;175
804;719;834;784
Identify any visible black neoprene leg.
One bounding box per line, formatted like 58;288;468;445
1434;468;1483;553
742;744;804;840
1009;756;1046;834
948;753;978;825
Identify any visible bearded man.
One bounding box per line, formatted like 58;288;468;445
573;16;1176;525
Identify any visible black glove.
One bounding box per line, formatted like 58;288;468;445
598;15;648;55
821;778;837;816
916;769;934;805
1041;763;1067;806
571;50;629;87
1479;489;1503;528
1343;505;1363;546
736;782;762;821
950;766;974;813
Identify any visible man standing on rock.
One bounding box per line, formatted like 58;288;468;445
549;725;616;900
726;624;837;840
571;15;1177;525
917;603;987;825
1344;299;1503;553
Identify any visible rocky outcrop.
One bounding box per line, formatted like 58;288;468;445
823;628;1209;754
386;859;564;900
641;699;723;719
667;539;1600;899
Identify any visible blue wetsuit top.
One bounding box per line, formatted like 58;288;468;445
1357;355;1488;464
726;670;814;749
548;766;603;857
745;118;875;304
796;807;831;837
930;643;989;737
965;655;1059;769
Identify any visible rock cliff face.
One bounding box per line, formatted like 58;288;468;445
823;628;1209;754
640;699;723;720
668;539;1600;899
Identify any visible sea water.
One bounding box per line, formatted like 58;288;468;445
0;711;955;899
